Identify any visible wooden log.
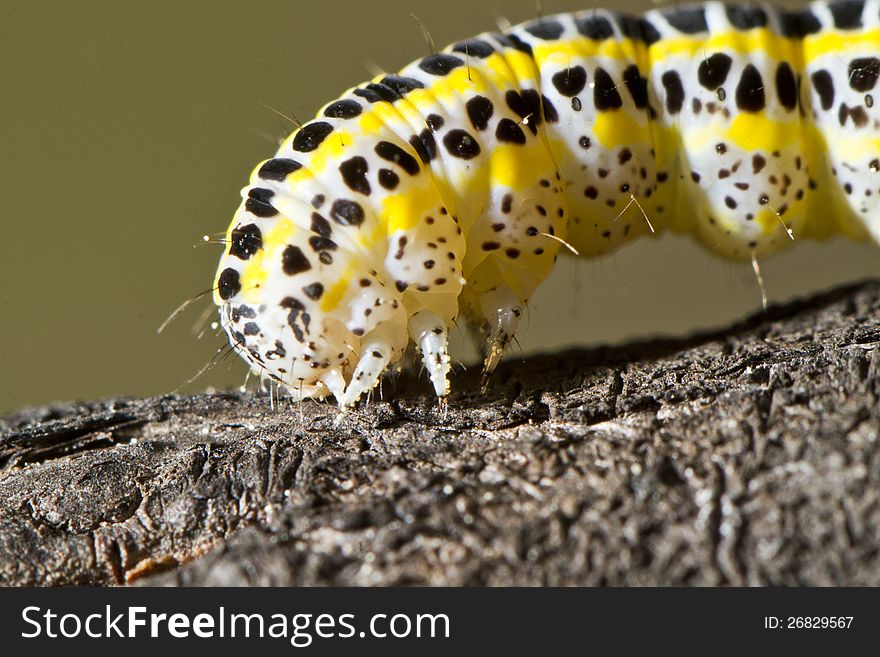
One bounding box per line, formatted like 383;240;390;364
2;281;880;586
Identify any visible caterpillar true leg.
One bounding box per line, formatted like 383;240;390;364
408;309;452;398
320;368;347;404
479;285;524;380
340;324;406;408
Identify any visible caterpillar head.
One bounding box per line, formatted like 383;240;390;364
213;190;411;402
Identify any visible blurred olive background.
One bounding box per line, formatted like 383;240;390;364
2;0;878;414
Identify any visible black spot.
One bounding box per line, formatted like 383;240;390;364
753;154;767;173
571;98;582;111
378;168;399;190
419;53;463;76
312;194;325;209
381;75;424;96
280;296;308;342
575;15;614;40
258;158;301;181
395;281;408;292
579;135;591;149
615;14;645;41
849;58;880;92
524;19;564;40
374;141;420;175
638;18;662;45
504;33;533;55
330;199;365;227
661;70;685;114
302;282;324;300
426;114;444;131
245;187;278;217
364;82;400;103
542;95;559;122
310;212;332;238
829;0;864;29
452;39;494;58
725;5;767;29
282;245;311;276
268;341;286;359
481;241;500;251
811;70;835;110
623;65;649;108
353;87;384;103
232;305;256;322
466;95;494;130
229;223;262;260
281;296;304;311
292;121;333;152
323;99;362;119
443;129;480;159
724;196;738;209
780;9;822;37
309;235;337;252
243;321;260;336
505;89;543;133
394;236;407;259
593;67;623;110
841;103;870;127
501;194;513;213
776;62;798;110
584;186;598;199
409;129;437;163
339;156;371;195
618;148;633;165
698;53;733;91
217;268;241;300
495;118;526;144
551;65;587;97
505;248;520;259
666;6;709;33
736;64;765;112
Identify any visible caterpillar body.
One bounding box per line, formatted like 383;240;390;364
213;0;880;408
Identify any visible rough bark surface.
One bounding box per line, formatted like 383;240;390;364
2;282;880;586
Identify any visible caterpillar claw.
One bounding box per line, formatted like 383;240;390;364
408;309;451;399
479;286;523;385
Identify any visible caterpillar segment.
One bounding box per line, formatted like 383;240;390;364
213;0;880;408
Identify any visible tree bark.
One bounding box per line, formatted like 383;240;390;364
2;281;880;586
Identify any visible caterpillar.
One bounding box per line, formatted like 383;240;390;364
212;0;880;408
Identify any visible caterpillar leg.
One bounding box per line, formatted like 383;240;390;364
321;368;347;402
479;286;523;382
408;309;451;399
339;325;404;408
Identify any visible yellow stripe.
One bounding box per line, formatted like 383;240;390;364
319;264;353;312
803;28;880;61
649;29;800;64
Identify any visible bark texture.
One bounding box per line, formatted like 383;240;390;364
2;281;880;586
